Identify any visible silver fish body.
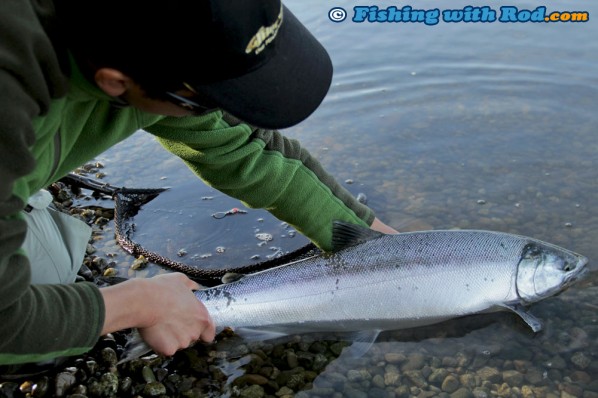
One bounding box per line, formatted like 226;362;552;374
195;223;588;337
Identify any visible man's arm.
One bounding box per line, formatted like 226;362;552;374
147;112;395;251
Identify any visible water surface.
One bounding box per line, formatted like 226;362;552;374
95;0;598;395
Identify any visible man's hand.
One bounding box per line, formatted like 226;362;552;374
100;273;215;356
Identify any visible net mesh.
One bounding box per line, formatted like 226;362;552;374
61;173;319;284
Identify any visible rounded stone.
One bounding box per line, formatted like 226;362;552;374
441;375;460;393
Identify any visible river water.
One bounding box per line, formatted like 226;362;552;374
94;0;598;396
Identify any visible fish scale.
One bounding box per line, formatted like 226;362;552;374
121;222;588;362
195;225;587;336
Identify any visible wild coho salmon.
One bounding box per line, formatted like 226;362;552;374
196;222;588;341
121;221;588;361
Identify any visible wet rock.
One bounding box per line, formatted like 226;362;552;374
329;342;349;356
459;373;477;388
31;376;49;397
561;382;584;397
521;385;536;398
118;376;132;394
312;353;329;372
428;368;449;385
496;383;511;397
524;367;544;385
347;369;371;383
143;381;167;397
472;387;490;398
503;370;524;386
234;374;269;387
239;384;265;398
442;375;461;393
372;374;385;389
477;366;501;384
404;370;427;389
443;356;459;368
130;255;148;270
384;366;401;387
275;386;295;397
343;386;368;398
54;372;76;397
141;366;156;383
100;347;118;367
394;385;410;397
570;370;592;384
384;352;406;364
285;351;299;368
546;355;567;370
308;341;327;354
18;381;33;395
402;353;426;371
570;351;591;369
276;368;306;390
451;387;474;398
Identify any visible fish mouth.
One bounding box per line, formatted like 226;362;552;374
564;256;590;286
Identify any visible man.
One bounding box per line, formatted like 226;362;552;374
0;0;396;365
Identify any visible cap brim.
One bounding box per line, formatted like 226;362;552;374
191;6;333;130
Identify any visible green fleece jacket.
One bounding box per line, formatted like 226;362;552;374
0;0;374;364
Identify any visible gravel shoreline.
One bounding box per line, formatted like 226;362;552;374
1;168;597;398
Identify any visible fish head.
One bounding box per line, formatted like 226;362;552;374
516;241;588;303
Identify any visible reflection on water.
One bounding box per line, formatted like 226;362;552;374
96;0;598;395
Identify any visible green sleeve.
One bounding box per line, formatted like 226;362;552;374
0;0;105;365
146;112;375;251
0;253;105;365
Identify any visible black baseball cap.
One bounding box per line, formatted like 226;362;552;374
57;0;332;129
181;0;333;129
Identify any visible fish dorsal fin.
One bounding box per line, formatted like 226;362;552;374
332;221;385;251
221;272;245;284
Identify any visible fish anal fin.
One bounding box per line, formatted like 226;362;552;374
341;329;381;358
233;328;289;341
332;221;385;251
501;303;543;332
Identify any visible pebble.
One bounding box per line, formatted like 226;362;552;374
502;369;524;386
142;381;167;397
54;372;76;397
239;384;265;398
401;353;426;371
477;366;501;383
442;375;461;393
13;173;598;398
384;352;406;364
451;387;475;398
130;254;148;270
570;351;591;369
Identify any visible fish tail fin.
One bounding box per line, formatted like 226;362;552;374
117;329;153;364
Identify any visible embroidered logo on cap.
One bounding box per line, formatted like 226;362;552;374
245;5;284;55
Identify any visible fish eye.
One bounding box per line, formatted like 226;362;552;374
563;262;573;272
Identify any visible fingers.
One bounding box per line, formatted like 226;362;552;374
137;273;216;355
199;316;216;343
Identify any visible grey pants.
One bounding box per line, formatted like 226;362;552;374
22;190;92;284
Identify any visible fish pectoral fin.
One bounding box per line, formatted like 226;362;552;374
341;329;381;358
331;221;385;251
500;303;543;333
233;328;289;341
